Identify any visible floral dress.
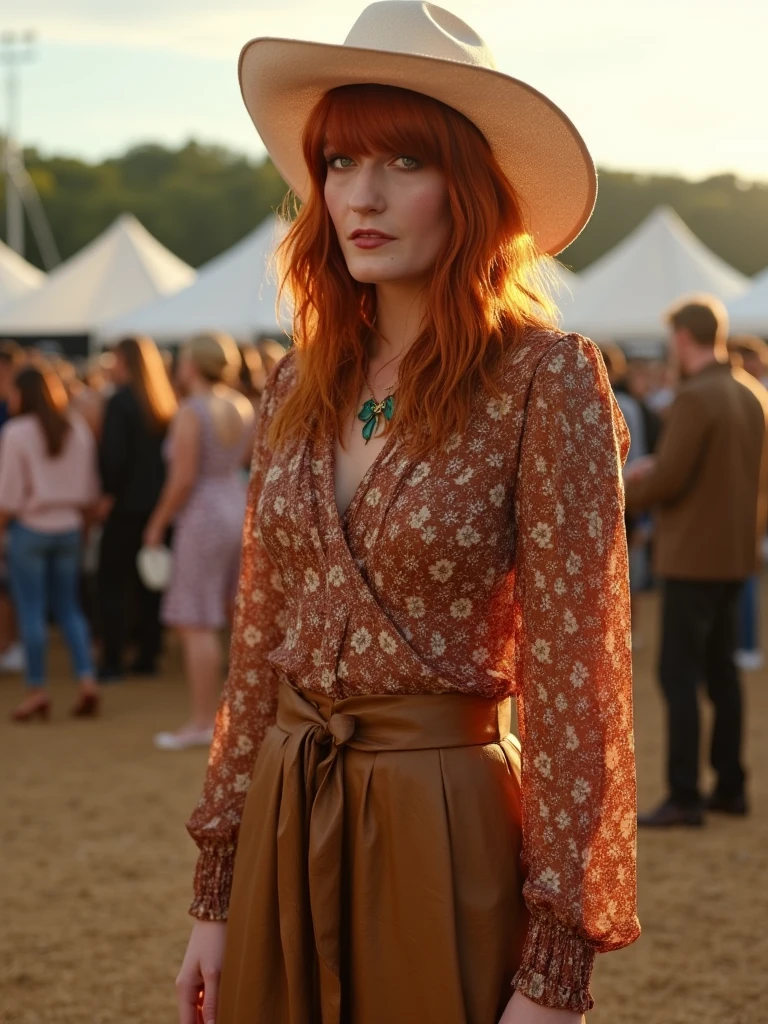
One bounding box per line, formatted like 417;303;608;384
186;326;640;1011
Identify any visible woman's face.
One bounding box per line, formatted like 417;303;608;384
175;350;196;395
323;147;451;287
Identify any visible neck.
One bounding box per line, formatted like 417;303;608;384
189;378;215;396
683;346;724;377
370;278;428;364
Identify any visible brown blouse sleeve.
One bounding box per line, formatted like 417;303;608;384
185;354;292;921
511;335;640;1012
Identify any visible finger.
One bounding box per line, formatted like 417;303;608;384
176;974;203;1024
201;969;221;1024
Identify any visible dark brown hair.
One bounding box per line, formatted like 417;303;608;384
14;365;71;457
667;297;728;348
116;335;177;433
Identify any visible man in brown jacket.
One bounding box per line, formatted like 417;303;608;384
625;297;768;826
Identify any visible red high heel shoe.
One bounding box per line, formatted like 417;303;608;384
10;696;51;723
70;692;101;718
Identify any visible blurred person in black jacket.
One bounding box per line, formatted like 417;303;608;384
97;336;177;681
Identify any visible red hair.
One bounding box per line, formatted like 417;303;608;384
271;84;557;457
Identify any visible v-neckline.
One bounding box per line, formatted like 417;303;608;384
322;426;399;531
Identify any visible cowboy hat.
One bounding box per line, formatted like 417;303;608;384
238;1;596;256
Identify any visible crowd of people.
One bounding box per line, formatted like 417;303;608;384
1;306;767;799
0;331;286;748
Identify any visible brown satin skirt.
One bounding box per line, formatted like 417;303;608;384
218;681;529;1024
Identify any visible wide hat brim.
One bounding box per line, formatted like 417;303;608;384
239;37;597;256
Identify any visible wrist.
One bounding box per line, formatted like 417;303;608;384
500;991;585;1023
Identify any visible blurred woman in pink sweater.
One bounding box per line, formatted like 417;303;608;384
0;364;101;722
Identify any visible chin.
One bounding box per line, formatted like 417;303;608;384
345;260;415;286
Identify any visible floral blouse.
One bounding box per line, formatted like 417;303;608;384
186;327;640;1012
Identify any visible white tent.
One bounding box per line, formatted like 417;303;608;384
559;206;749;345
0;239;45;306
727;266;768;336
97;215;288;344
0;213;194;335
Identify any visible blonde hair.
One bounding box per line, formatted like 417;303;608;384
184;332;241;384
116;335;178;433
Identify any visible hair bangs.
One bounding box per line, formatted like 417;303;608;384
310;84;477;171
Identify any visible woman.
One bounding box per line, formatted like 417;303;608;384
97;335;177;680
177;6;640;1024
0;364;101;721
145;333;254;750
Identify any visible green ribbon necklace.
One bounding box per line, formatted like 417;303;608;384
357;380;396;443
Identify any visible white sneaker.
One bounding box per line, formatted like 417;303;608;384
153;727;214;751
734;649;764;671
0;642;25;673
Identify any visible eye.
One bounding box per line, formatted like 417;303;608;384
326;154;355;170
393;155;422;170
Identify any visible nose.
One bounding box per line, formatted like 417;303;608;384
348;164;385;216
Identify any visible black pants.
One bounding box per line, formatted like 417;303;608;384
659;578;747;806
98;511;162;673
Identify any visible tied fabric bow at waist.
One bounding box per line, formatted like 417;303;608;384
273;679;514;1024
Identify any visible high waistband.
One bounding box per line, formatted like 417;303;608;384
276;679;513;751
272;680;515;1024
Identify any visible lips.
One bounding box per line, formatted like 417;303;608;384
349;229;396;240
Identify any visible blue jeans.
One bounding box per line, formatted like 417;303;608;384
7;522;95;687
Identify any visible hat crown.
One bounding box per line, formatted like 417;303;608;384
344;1;496;70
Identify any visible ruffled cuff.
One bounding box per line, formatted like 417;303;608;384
188;844;236;921
512;909;595;1013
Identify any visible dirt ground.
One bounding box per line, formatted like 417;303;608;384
2;586;768;1024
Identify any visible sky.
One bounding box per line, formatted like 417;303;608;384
3;0;768;182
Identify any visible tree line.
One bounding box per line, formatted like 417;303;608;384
5;139;768;277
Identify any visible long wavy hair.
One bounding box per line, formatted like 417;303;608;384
15;365;71;457
116;335;177;433
271;83;557;457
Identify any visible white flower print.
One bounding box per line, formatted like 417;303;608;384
539;800;550;820
350;627;372;654
548;353;565;373
489;484;505;507
406;596;426;619
304;568;320;593
485;452;503;469
429;559;455;583
245;670;258;687
379;631;398;655
534;750;552;778
422;525;437;545
366;488;382;507
570;661;588;687
311;648;323;667
486;393;513;420
409;506;431;529
555;809;571;830
534;569;546;590
532;638;551;663
455;467;475;485
572;778;591;804
265;465;283;483
566;551;582;575
555;502;565;526
563;609;579;634
456;524;480;547
471;647;489;665
555;692;568;712
276;529;291;548
431;632;447;656
273;496;287;515
311;458;324;476
243;625;262;647
408;462;431;486
237;734;253;755
234;774;251;794
554;578;566;596
320;668;335;692
583;401;601;425
530;522;553;549
327;565;345;587
535;455;547;474
450;598;473;619
565;724;580;750
537;867;561;893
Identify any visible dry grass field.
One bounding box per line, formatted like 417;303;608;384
2;587;767;1024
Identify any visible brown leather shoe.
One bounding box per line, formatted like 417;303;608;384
637;798;704;828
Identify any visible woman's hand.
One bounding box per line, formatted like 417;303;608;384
143;519;164;549
499;990;585;1024
176;919;227;1024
